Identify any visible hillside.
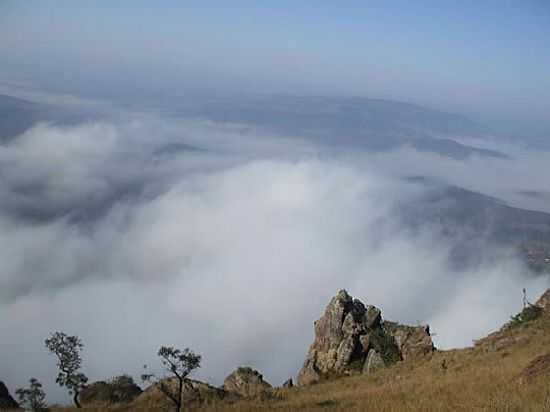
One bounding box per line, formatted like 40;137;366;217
0;94;102;143
42;289;550;412
400;182;550;270
0;94;45;141
187;95;502;160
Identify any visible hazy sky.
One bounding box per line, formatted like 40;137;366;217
1;1;549;136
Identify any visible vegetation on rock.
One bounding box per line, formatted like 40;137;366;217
509;304;543;328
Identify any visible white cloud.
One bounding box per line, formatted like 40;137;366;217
0;120;548;404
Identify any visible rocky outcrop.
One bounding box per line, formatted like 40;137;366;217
138;378;225;408
297;290;434;385
384;322;434;360
223;367;272;398
0;381;20;410
80;375;142;406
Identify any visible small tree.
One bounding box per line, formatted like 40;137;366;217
142;346;201;412
44;332;88;408
16;378;47;412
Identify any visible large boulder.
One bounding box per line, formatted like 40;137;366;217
297;290;434;385
80;375;142;406
223;367;272;398
384;322;434;360
0;381;20;410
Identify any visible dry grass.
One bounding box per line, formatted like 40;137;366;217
51;314;550;412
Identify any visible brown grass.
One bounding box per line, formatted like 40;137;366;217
51;313;550;412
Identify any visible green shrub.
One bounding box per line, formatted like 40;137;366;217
509;304;542;328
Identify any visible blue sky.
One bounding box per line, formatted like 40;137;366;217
1;1;549;135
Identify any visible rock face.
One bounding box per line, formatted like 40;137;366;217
80;375;142;406
384;322;434;360
223;367;272;397
297;290;434;385
0;381;20;410
363;349;385;373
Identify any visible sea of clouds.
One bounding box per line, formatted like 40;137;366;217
0;114;548;403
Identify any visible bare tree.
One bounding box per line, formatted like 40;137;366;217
142;346;201;412
44;332;88;408
16;378;47;412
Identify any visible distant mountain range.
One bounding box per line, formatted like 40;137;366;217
401;178;550;271
1;93;505;159
0;94;46;141
190;95;506;159
0;94;97;142
3;93;546;269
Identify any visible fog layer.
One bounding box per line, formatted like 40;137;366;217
0;118;548;403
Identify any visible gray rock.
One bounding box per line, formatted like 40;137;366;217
383;322;434;360
297;290;434;385
296;357;321;386
365;305;382;328
359;334;371;353
363;349;385;373
223;367;272;398
335;335;357;371
282;378;293;388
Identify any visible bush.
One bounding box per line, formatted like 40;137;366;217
509;304;543;328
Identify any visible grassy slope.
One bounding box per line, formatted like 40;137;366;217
52;312;550;412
